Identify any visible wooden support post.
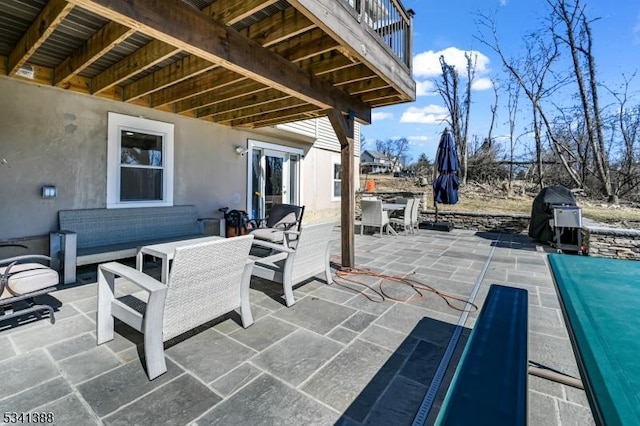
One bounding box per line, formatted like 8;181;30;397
327;109;355;268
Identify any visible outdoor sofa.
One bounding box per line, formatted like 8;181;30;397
50;205;207;284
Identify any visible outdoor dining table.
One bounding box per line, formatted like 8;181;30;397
382;203;406;212
136;236;222;284
548;253;640;426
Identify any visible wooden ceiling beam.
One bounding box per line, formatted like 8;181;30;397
245;8;315;47
289;0;415;101
7;0;74;76
142;9;318;107
155;70;248;107
342;78;389;95
325;64;377;86
297;52;355;76
125;56;215;102
175;48;353;114
185;83;280;117
192;57;369;118
205;0;280;24
360;87;401;103
222;104;322;127
91;39;181;94
54;21;135;86
204;93;299;122
240;113;320;128
0;54;123;100
274;29;338;62
122;1;294;102
62;0;369;121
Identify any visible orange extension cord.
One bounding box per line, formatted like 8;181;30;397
329;256;478;313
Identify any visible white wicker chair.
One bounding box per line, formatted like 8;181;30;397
250;222;335;307
410;197;421;232
389;198;415;235
358;199;391;237
96;235;255;380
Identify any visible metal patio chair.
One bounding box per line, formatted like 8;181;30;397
249;203;305;247
1;255;59;325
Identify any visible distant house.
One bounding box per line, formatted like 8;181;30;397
360;150;401;174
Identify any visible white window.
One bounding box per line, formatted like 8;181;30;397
331;157;342;201
107;112;174;208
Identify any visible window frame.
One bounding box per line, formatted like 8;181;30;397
106;112;174;208
331;156;341;201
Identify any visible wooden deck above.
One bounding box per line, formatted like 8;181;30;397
0;0;415;128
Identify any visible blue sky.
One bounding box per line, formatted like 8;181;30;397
362;0;640;162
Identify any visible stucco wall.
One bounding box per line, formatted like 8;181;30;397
0;77;335;240
300;148;360;224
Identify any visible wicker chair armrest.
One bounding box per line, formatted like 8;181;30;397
98;262;165;294
251;239;295;253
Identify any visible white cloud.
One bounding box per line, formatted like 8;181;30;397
471;77;494;91
413;47;491;78
416;80;437;96
408;135;431;142
400;105;449;124
500;0;509;6
371;112;393;121
634;16;640;44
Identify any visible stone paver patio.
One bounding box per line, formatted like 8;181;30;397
0;228;595;425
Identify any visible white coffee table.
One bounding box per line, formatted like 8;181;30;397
136;236;222;283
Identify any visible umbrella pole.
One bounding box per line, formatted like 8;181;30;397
434;201;439;223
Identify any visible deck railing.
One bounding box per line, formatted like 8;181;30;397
344;0;413;69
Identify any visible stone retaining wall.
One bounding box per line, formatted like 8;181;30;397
419;210;531;234
360;192;640;260
582;225;640;260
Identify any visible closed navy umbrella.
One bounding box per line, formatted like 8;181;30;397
433;129;459;221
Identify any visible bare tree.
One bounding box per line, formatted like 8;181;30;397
478;14;561;189
548;0;614;201
375;137;410;171
504;76;520;193
435;53;477;185
607;74;640;199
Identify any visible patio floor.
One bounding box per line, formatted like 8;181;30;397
0;228;595;425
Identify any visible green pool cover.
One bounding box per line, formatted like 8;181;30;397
548;254;640;426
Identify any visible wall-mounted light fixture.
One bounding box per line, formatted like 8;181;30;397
235;146;249;156
16;64;35;79
42;185;57;198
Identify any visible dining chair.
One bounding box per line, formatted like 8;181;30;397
390;198;415;235
358;199;391;237
410;197;421;233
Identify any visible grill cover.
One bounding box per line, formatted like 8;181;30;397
528;186;577;242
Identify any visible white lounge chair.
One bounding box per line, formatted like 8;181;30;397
96;235;255;380
250;222;335;307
